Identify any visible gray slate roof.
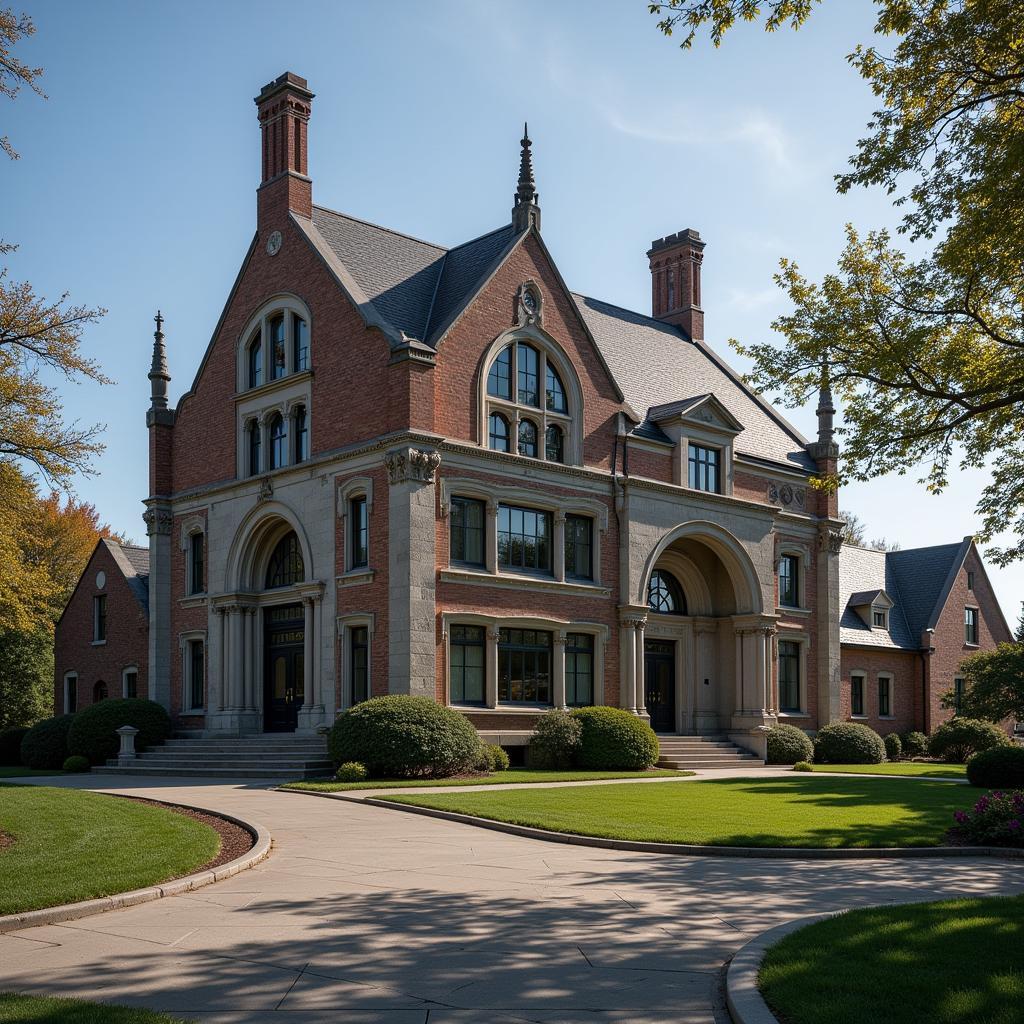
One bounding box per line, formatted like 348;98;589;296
105;540;150;615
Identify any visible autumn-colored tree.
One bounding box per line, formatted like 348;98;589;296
0;7;44;161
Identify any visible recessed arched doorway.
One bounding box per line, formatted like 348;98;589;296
263;532;306;732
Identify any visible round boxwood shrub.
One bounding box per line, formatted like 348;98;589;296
966;746;1024;789
813;722;886;764
571;706;659;770
901;731;928;758
883;732;903;761
20;715;76;770
334;761;369;782
62;755;90;773
328;695;480;778
927;717;1011;764
793;761;813;772
765;724;814;765
479;743;510;773
67;699;172;766
0;726;29;766
530;709;582;768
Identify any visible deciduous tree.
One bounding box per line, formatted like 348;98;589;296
945;642;1024;724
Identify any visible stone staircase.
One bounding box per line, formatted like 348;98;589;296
93;735;333;780
656;734;765;770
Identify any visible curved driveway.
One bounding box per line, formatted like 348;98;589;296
2;776;1022;1024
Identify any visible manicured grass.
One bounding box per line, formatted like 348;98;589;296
0;786;219;915
810;762;967;778
0;767;66;778
0;993;191;1023
283;767;692;792
760;895;1024;1024
383;776;970;847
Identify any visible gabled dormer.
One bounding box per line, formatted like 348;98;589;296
847;589;894;631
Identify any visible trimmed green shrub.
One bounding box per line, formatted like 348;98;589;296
966;746;1024;789
0;726;28;766
334;761;369;782
901;731;928;757
927;717;1011;764
67;699;171;766
530;709;582;768
813;722;886;764
883;732;903;761
328;695;480;778
571;706;659;770
765;724;814;765
793;761;813;772
62;755;90;773
480;743;510;772
20;715;75;770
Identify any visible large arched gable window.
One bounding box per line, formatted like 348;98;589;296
648;569;686;615
265;531;305;589
237;296;312;392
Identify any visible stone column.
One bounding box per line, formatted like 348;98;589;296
620;619;636;713
553;511;566;583
553;631;567;709
242;606;254;709
303;597;315;706
143;505;173;712
215;607;227;713
634;618;647;718
229;607;244;711
485;500;499;573
486;626;500;708
817;523;843;725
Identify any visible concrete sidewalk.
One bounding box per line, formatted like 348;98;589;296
1;777;1019;1023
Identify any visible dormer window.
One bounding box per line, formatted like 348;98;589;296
872;608;888;629
688;444;720;493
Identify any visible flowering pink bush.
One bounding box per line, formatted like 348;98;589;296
949;790;1024;847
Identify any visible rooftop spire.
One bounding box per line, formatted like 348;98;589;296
512;122;541;233
148;310;170;413
808;356;838;462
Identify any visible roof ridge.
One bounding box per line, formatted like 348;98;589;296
312;204;448;253
572;292;684;333
445;222;516;254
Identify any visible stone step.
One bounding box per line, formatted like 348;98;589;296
160;739;327;748
156;745;328;755
130;756;334;769
657;741;739;750
93;765;329;779
659;758;765;770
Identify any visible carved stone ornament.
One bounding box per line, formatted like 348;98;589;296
694;408;714;424
143;508;173;536
515;281;543;328
818;524;844;555
385;447;442;485
258;477;274;503
767;481;807;510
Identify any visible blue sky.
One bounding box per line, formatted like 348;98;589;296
4;0;1021;622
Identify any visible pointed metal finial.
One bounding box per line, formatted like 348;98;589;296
154;309;164;333
815;355;836;449
512;122;541;232
148;310;170;412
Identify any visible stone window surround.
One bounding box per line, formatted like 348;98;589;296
179;629;207;714
236;294;312;393
439;476;608;587
92;593;106;646
238;390;312;479
776;629;809;718
776;541;812;614
337;476;375;581
676;429;736;498
179;514;207;597
440;612;608;712
335;612;375;711
121;664;139;699
877;671;895;719
848;668;868;719
63;671;78;714
478;327;585;468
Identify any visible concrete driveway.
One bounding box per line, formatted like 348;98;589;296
1;776;1022;1023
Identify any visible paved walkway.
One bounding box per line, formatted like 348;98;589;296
2;775;1022;1024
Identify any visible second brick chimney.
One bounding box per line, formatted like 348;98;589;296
648;229;705;341
255;72;315;223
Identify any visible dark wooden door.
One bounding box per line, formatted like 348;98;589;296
264;604;305;733
644;640;676;734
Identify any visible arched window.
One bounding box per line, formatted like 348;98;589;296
265;531;304;589
487;345;512;400
648;569;686;615
93;680;108;703
248;420;261;476
293;315;309;372
516;342;540;406
270;315;286;380
269;414;286;469
545;424;563;463
545;363;566;413
518;418;538;458
247;331;263;388
489;412;510;452
294;406;308;463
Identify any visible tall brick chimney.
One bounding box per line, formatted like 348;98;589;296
647;229;705;341
255;72;314;223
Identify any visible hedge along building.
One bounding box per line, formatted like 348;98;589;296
56;70;1007;757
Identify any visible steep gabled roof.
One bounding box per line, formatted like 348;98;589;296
56;538;150;627
839;545;915;650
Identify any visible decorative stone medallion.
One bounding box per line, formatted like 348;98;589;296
266;230;283;257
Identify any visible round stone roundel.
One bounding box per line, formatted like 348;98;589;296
266;230;283;257
95;571;106;590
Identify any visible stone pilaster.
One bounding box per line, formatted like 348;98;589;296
143;503;173;712
817;522;844;724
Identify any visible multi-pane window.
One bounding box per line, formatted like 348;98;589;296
565;515;593;580
648;570;685;614
294;315;309;371
270;414;287;469
189;532;204;595
545;362;566;412
851;674;865;716
124;669;138;700
248;421;261;476
873;609;887;628
188;640;204;710
545;424;564;463
517;342;539;406
878;676;892;717
497;504;552;573
450;497;485;567
65;675;78;714
270;315;286;380
93;594;107;642
954;677;965;713
688;444;720;493
565;633;594;706
248;332;263;388
266;531;304;588
350;497;368;569
487;345;512;400
489;412;510;452
778;639;801;713
518;418;538;458
351;626;369;704
244;305;311;391
965;607;979;645
498;628;552;704
450;625;486;705
779;554;798;607
294;406;308;463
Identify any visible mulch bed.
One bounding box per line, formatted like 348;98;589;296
0;831;12;851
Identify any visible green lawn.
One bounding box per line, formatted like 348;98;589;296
383;776;971;847
0;768;66;778
283;767;692;792
0;993;191;1023
760;895;1024;1024
0;786;220;915
809;762;967;778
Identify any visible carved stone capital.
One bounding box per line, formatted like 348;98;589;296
818;523;843;555
384;446;441;485
143;508;173;536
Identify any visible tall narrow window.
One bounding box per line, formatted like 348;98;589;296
954;676;965;713
873;609;888;628
450;497;485;567
270;315;286;380
965;607;979;645
247;331;263;388
350;496;368;569
778;640;801;713
564;515;593;580
487;345;512;400
65;674;78;714
450;625;485;705
688;444;720;493
293;315;309;371
517;342;540;406
93;595;107;642
93;680;108;703
189;532;204;595
545;424;564;463
498;628;552;704
518;418;538;458
189;640;204;710
270;414;287;469
123;668;138;700
497;504;552;574
565;633;594;707
294;406;308;463
878;676;892;717
666;267;676;310
488;412;510;453
248;420;262;476
545;363;566;413
850;674;865;717
351;626;369;704
779;555;798;607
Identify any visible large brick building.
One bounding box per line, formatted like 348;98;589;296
54;72;1014;757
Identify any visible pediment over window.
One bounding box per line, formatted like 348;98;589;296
647;394;744;436
847;588;893;629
